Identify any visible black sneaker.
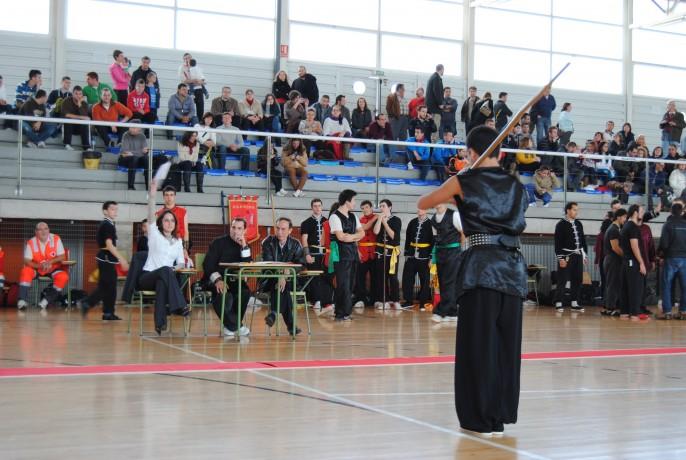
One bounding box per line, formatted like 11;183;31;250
79;299;91;318
289;327;302;336
571;306;585;313
264;312;276;327
102;313;121;320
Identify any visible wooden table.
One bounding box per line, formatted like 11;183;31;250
220;262;302;339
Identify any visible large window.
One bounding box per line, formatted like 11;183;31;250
474;1;623;94
0;0;50;35
289;0;463;75
632;0;686;98
66;0;276;58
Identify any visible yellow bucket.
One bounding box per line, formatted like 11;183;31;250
83;158;100;170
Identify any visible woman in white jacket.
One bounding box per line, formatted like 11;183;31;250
669;163;686;199
177;131;204;193
323;105;352;161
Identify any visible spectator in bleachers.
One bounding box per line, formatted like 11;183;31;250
177;130;204;193
298;107;324;153
409;105;437;142
526;166;559;207
578;142;599;189
47;76;71;113
515;137;540;173
649;162;671;210
262;93;283;140
619;122;634;148
0;75;10;115
272;70;291;109
144;72;160;122
61;86;90;150
166;83;197;139
283;138;309;197
425;64;444;141
127;79;155;124
408;87;425;119
215;112;249;171
129;56;157;92
284;90;306;134
627;133;647;152
239;89;263;137
660;100;686;153
335;95;351;123
118;121;152;190
406;126;430;181
538;126;564;175
19;89;58;148
386;83;409;145
351;97;372;139
439;87;459;137
92;88;132;146
323;105;352;161
670;163;686;201
664;144;680;176
83;72;116;105
565;141;584;191
469;91;494;131
109;50;131;103
493;91;512;132
195;112;216;166
603;121;615;142
504;123;523;149
651;146;663;160
210;87;240;127
520;120;535;147
460;86;479;136
257;142;286;197
609;133;624;155
557;102;574;145
595;141;615;185
432;129;457;182
15;69;42;111
292;65;319;107
312;94;332;125
590;131;604;152
367;113;394;162
178;53;206;118
531;87;556;143
658;202;686;320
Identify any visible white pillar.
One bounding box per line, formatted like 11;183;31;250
51;0;67;88
623;0;634;123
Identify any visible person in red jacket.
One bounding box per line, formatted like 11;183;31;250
354;200;378;308
92;87;132;146
127;79;155;125
0;244;5;290
638;213;657;315
408;87;425;120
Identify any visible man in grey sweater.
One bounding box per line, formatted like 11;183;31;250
165;83;198;139
215;112;250;171
119;122;167;190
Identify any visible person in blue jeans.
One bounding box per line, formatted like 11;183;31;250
658;202;686;319
432;129;458;182
531;88;556;144
19;90;59;147
215;112;250;171
526;166;559;207
406;127;431;181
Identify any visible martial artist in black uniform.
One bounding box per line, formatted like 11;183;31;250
418;125;528;437
402;209;434;310
202;217;252;337
373;199;403;309
553;202;588;313
300;198;333;312
431;203;463;321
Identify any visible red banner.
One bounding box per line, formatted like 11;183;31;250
228;195;259;243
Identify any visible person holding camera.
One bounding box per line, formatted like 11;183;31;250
284;90;307;133
282;138;309;197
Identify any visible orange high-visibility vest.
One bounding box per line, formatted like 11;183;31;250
27;234;63;275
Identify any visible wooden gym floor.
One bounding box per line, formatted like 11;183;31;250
1;305;685;460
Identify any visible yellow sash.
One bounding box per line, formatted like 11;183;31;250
376;243;400;275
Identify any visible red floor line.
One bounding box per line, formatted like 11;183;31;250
1;347;686;378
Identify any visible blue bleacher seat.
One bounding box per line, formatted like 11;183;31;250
229;170;256;177
310;174;336;181
206;169;228;176
388;163;408;170
520;171;534;177
350;146;366;153
336;176;358;183
359;177;376;184
107;147;121;154
408;179;432;186
117;166;144;173
319;160;339;166
342;160;362;167
381;178;406;185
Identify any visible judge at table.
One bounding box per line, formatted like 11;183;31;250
261;217;305;336
203;217;253;338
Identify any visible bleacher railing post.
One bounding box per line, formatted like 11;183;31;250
16;123;23;196
563;154;567;206
266;135;272;205
375;142;380;206
148;127;154;190
645;158;650;209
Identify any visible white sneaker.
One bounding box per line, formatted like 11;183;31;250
353;300;365;309
543;203;550;208
26;141;38;148
37;141;46;148
384;302;393;310
393;302;402;310
523;299;537;306
297;190;305;197
374;301;384;310
39;298;48;310
313;301;322;311
555;302;564;313
223;327;236;337
443;315;458;322
431;314;443;323
276;189;288;197
64;144;74;151
319;304;334;316
17;299;28;310
238;326;250;336
528;202;537;207
406;161;414;170
247;296;263;309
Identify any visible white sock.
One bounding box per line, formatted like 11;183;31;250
555;302;562;308
571;301;579;307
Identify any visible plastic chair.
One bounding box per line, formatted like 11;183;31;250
190;253;211;336
127;290;189;336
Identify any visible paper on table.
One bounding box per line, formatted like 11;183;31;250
154;161;171;183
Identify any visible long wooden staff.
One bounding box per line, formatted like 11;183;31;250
461;62;570;173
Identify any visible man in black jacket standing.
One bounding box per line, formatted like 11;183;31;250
129;56;158;92
203;218;252;337
425;64;444;142
460;86;479;138
292;65;319;107
493;92;512;132
658;202;686;319
554;202;587;314
262;217;305;335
